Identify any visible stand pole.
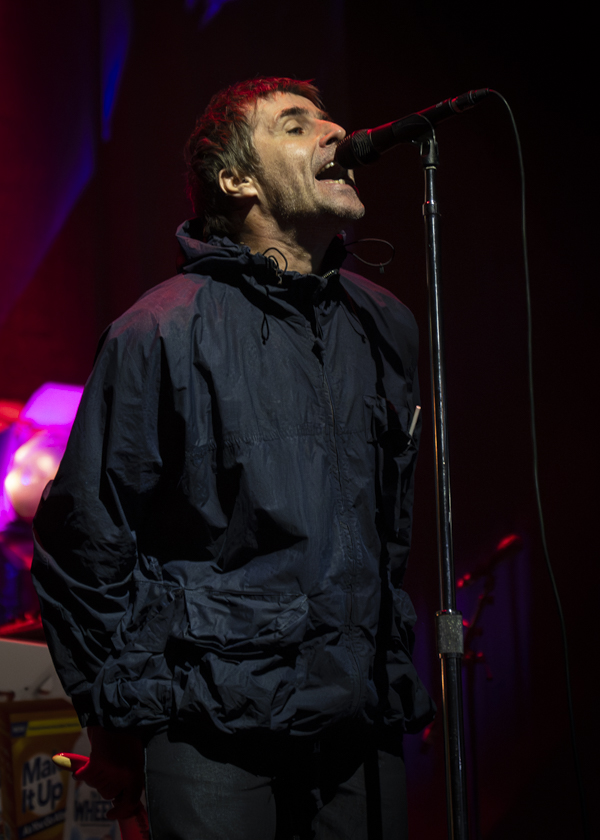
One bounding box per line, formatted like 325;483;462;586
421;135;469;840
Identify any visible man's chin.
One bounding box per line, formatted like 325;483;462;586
329;197;366;222
320;183;364;218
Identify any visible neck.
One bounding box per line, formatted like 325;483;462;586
237;214;340;276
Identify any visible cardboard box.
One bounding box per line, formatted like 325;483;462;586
0;699;81;840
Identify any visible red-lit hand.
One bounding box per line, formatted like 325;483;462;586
74;727;144;820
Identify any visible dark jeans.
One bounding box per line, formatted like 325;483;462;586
145;723;408;840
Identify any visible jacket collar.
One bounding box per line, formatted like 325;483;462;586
175;218;347;301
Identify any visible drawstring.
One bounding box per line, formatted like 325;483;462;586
261;287;271;344
259;248;288;344
261;312;270;344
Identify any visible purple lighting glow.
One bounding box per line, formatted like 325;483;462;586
1;382;83;528
101;0;132;141
19;382;83;428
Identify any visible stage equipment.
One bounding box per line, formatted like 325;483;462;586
460;534;523;840
338;90;494;840
457;534;522;591
421;126;469;840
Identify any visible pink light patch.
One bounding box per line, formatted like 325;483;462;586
20;382;83;428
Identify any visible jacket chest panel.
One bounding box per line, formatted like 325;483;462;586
193;306;381;444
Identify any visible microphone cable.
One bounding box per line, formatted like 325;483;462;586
491;89;590;840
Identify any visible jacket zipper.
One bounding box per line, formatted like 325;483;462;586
315;308;365;718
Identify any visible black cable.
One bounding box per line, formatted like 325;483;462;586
261;247;288;280
344;238;395;272
490;89;590;840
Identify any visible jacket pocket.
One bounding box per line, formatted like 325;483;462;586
363;394;412;455
111;580;184;655
364;395;414;530
171;588;309;658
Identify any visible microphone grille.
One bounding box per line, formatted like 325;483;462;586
335;130;380;169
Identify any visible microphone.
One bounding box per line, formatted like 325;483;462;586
335;88;490;168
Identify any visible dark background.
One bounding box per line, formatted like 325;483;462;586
0;1;596;837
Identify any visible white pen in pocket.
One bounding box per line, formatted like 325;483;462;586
408;406;421;439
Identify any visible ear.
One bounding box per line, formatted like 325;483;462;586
218;168;258;200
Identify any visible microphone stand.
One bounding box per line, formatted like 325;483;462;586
420;133;469;840
335;97;486;839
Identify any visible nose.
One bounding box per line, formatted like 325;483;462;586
319;120;346;146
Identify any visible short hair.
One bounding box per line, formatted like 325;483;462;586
184;77;324;239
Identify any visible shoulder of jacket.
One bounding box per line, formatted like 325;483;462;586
339;269;417;327
101;273;220;342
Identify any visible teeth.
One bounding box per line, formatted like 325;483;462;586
316;162;348;185
317;161;336;176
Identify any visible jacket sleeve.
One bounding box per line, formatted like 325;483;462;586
31;312;166;726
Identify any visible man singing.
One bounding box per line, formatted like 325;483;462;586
32;77;434;839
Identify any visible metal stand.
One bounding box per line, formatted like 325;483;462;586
420;134;469;840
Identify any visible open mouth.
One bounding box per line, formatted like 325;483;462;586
315;160;355;187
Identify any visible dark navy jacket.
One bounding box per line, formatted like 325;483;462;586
32;221;435;737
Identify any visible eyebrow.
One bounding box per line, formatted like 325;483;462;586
273;106;333;126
